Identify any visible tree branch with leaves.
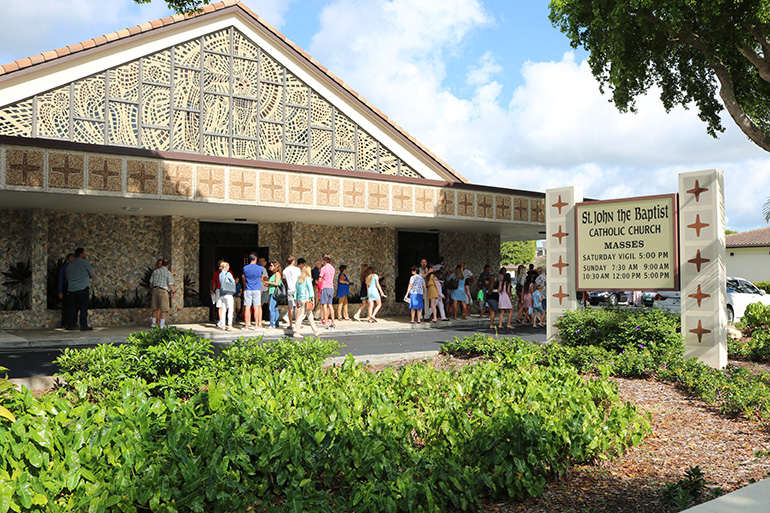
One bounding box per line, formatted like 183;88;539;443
549;0;770;152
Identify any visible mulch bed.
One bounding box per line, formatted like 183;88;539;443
491;375;770;512
378;354;770;512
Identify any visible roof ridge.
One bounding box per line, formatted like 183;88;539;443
0;0;467;183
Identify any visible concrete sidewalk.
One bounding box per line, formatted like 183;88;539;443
0;314;491;350
682;478;770;513
2;314;495;390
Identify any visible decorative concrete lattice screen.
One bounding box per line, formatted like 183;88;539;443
0;27;422;178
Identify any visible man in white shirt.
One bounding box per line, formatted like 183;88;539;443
282;255;301;331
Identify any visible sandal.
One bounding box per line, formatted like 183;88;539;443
368;318;375;323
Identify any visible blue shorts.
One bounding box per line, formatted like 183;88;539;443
320;288;334;305
409;294;424;310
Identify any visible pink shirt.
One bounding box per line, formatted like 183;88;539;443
319;263;335;290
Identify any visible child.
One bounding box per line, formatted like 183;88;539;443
407;266;425;323
336;264;350;320
532;285;545;328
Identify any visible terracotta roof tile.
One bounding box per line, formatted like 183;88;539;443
0;0;467;183
727;226;770;248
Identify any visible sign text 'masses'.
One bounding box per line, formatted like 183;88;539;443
575;194;679;291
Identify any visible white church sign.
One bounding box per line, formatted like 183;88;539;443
575;194;679;291
546;169;727;369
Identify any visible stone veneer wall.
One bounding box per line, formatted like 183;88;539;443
258;222;400;314
0;209;207;329
47;211;164;297
255;223;498;316
0;209;33;279
182;217;200;300
440;232;502;284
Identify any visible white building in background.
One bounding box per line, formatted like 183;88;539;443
726;226;770;283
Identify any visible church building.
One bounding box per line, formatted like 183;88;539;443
0;0;544;328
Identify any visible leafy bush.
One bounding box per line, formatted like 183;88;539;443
217;335;341;373
2;337;649;512
56;327;342;400
729;330;770;362
0;366;16;423
662;466;711;512
738;302;770;333
555;307;681;353
442;315;770;421
754;281;770;294
57;327;213;399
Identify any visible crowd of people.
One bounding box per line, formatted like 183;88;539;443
210;253;547;334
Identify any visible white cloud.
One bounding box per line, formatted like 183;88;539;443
0;1;172;64
307;2;770;232
248;0;299;29
0;0;297;66
467;51;502;86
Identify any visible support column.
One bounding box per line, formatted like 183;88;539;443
679;169;727;369
162;215;185;312
545;186;583;342
29;209;48;323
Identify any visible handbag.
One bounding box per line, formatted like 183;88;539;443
445;277;459;290
220;271;236;295
272;280;287;301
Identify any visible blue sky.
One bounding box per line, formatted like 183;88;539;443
2;0;768;233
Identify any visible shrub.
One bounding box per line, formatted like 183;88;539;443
662;466;711;512
3;339;650;512
554;307;681;353
754;281;770;295
57;327;214;399
739;302;770;334
729;330;770;362
56;328;343;400
217;336;341;373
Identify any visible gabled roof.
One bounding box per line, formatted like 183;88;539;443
727;226;770;248
0;0;467;183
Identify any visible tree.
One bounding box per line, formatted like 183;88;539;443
500;241;536;266
764;197;770;222
549;0;770;152
134;0;211;14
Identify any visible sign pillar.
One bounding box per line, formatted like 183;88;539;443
679;169;727;369
546;186;583;342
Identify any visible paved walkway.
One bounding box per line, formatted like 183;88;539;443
0;314;489;350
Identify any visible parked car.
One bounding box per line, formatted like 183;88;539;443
587;290;628;306
726;277;770;323
642;291;657;307
650;277;770;323
651;291;681;313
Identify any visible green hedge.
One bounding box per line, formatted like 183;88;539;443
754;281;770;294
443;309;770;421
0;329;649;512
